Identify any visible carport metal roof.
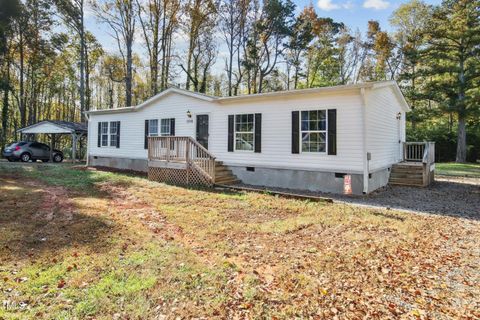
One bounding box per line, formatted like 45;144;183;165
17;120;87;135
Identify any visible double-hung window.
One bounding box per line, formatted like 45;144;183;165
160;119;171;136
235;114;254;151
301;110;327;152
109;121;118;147
100;122;109;147
99;121;120;148
148;119;159;136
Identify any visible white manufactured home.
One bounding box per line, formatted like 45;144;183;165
85;81;412;194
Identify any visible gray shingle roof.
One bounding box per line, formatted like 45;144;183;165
46;120;87;132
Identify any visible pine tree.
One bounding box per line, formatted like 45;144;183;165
423;0;480;162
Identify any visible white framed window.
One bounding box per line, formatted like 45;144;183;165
148;119;158;136
109;121;118;147
301;110;327;153
160;119;171;136
100;122;109;147
235;114;254;151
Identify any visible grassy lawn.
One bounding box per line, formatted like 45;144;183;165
436;162;480;177
0;163;479;319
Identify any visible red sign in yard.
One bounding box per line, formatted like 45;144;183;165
343;175;352;195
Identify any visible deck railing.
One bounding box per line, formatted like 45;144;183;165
148;136;216;183
403;142;435;164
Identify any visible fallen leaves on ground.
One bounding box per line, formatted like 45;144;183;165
0;167;479;319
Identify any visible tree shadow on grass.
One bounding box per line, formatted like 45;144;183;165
0;176;115;263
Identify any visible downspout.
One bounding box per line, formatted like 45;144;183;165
360;88;369;194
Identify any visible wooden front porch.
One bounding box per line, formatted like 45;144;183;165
389;142;435;187
147;136;238;187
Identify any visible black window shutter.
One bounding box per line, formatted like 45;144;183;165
97;122;101;147
170;118;175;135
227;115;234;152
144;120;149;149
254;113;261;153
328;109;337;155
169;118;175;150
116;121;121;148
292;111;299;154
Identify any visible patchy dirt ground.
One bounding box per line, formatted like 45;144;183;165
1;165;479;319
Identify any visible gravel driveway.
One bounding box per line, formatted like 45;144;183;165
240;175;480;220
335;175;480;220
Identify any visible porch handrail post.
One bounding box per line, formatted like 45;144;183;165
166;137;170;161
147;136;150;160
422;142;429;164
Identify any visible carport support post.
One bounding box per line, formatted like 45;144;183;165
72;133;77;163
50;133;54;162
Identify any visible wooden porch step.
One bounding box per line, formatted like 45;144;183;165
391;166;423;171
389;163;426;187
216;178;241;185
390;173;423;179
391;167;423;173
389;177;423;184
214;161;240;185
389;180;424;187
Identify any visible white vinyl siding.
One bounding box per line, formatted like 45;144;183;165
365;86;405;171
88;90;366;173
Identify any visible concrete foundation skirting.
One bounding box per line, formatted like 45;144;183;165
228;165;366;195
87;155;392;195
88;156;148;172
367;167;391;193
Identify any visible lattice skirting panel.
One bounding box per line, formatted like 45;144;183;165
148;166;212;187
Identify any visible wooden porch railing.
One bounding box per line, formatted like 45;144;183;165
403;142;435;164
148;136;216;184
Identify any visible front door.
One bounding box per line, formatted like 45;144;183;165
196;114;209;149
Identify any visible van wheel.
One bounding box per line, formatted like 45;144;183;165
20;153;31;162
7;157;14;162
53;154;63;163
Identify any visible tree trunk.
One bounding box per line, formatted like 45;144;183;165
1;52;11;149
1;82;9;149
185;36;194;90
79;0;86;122
227;27;234;96
455;55;467;163
19;29;26;127
85;41;91;114
456;115;467;163
125;42;133;107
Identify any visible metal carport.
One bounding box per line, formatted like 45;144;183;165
17;121;87;162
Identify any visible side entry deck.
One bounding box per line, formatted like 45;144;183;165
390;142;435;187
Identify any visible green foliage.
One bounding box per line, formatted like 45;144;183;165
1;0;479;163
407;114;479;162
392;0;480;163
